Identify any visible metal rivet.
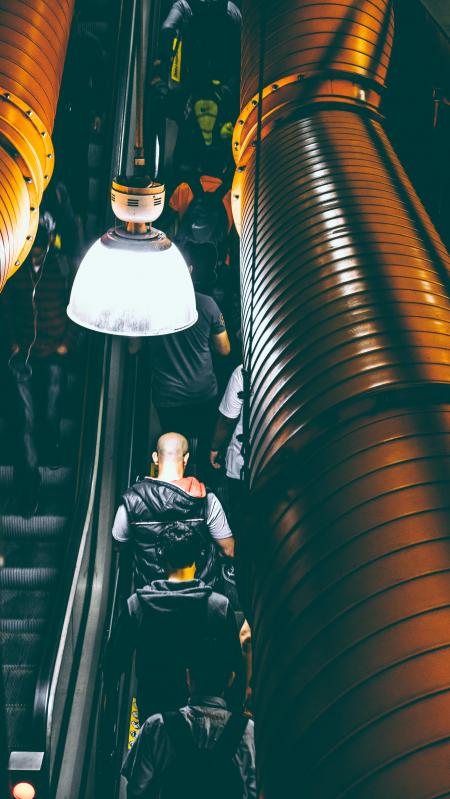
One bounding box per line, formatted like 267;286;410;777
26;110;32;117
234;142;239;150
25;177;32;184
30;207;36;212
26;235;32;240
234;194;240;199
4;92;10;100
15;260;20;266
237;166;246;172
272;83;279;91
252;99;258;107
47;153;52;158
44;174;49;180
41;131;46;137
238;119;244;125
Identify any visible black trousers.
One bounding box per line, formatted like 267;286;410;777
9;353;66;492
156;397;218;481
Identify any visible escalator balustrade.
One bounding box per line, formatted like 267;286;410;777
0;364;80;754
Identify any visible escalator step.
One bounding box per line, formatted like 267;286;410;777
2;665;37;704
1;632;44;665
5;705;33;751
0;590;51;619
0;466;72;491
0;515;67;538
0;540;63;569
0;567;57;589
0;618;46;633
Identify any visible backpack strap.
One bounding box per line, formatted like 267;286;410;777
163;711;197;758
214;714;249;759
163;710;249;760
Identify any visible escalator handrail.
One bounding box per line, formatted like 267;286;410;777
32;0;138;767
32;333;108;753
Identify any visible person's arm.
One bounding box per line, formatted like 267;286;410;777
122;715;171;798
212;330;231;356
240;620;253;713
112;504;131;547
102;602;135;682
210;411;236;469
206;493;235;557
240;720;257;799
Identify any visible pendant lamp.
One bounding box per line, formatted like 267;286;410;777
67;2;197;336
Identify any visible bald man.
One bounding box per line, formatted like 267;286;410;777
112;432;235;588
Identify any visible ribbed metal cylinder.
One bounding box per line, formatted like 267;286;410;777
0;0;75;290
249;406;450;797
237;1;450;797
241;0;394;106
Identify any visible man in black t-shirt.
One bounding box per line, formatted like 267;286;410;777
152;284;230;477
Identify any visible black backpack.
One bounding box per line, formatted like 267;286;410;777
161;711;249;799
175;174;230;252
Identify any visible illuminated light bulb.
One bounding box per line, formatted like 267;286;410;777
12;782;36;799
67;178;198;336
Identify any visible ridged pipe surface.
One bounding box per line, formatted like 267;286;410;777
0;0;75;291
236;1;450;797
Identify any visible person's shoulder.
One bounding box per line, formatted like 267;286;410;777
195;291;220;315
227;2;242;23
140;712;165;735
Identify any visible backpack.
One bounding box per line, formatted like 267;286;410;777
175;174;230;252
161;711;249;799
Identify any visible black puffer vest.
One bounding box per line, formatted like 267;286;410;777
122;478;217;587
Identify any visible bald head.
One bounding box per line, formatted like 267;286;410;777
157;432;189;461
152;433;190;479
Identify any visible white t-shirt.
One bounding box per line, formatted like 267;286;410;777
219;365;244;480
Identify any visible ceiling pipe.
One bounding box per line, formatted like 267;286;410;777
234;1;450;796
0;0;75;291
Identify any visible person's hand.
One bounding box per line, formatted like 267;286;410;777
56;344;68;355
209;449;222;470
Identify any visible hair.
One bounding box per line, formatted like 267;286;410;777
188;642;234;694
158;524;203;570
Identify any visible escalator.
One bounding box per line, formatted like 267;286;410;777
0;360;81;754
0;0;131;795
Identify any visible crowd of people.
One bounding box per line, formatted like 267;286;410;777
112;3;255;796
0;1;255;795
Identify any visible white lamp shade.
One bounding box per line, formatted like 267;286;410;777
67;232;198;336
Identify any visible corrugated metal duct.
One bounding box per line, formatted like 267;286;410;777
234;1;450;796
0;0;75;291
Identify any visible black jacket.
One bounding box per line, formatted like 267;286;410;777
105;579;244;722
122;478;216;588
160;0;241;94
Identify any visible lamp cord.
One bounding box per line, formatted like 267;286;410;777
134;0;146;172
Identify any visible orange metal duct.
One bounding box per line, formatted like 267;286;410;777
235;1;450;797
0;0;75;291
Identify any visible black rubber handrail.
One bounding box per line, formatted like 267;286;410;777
32;332;107;777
